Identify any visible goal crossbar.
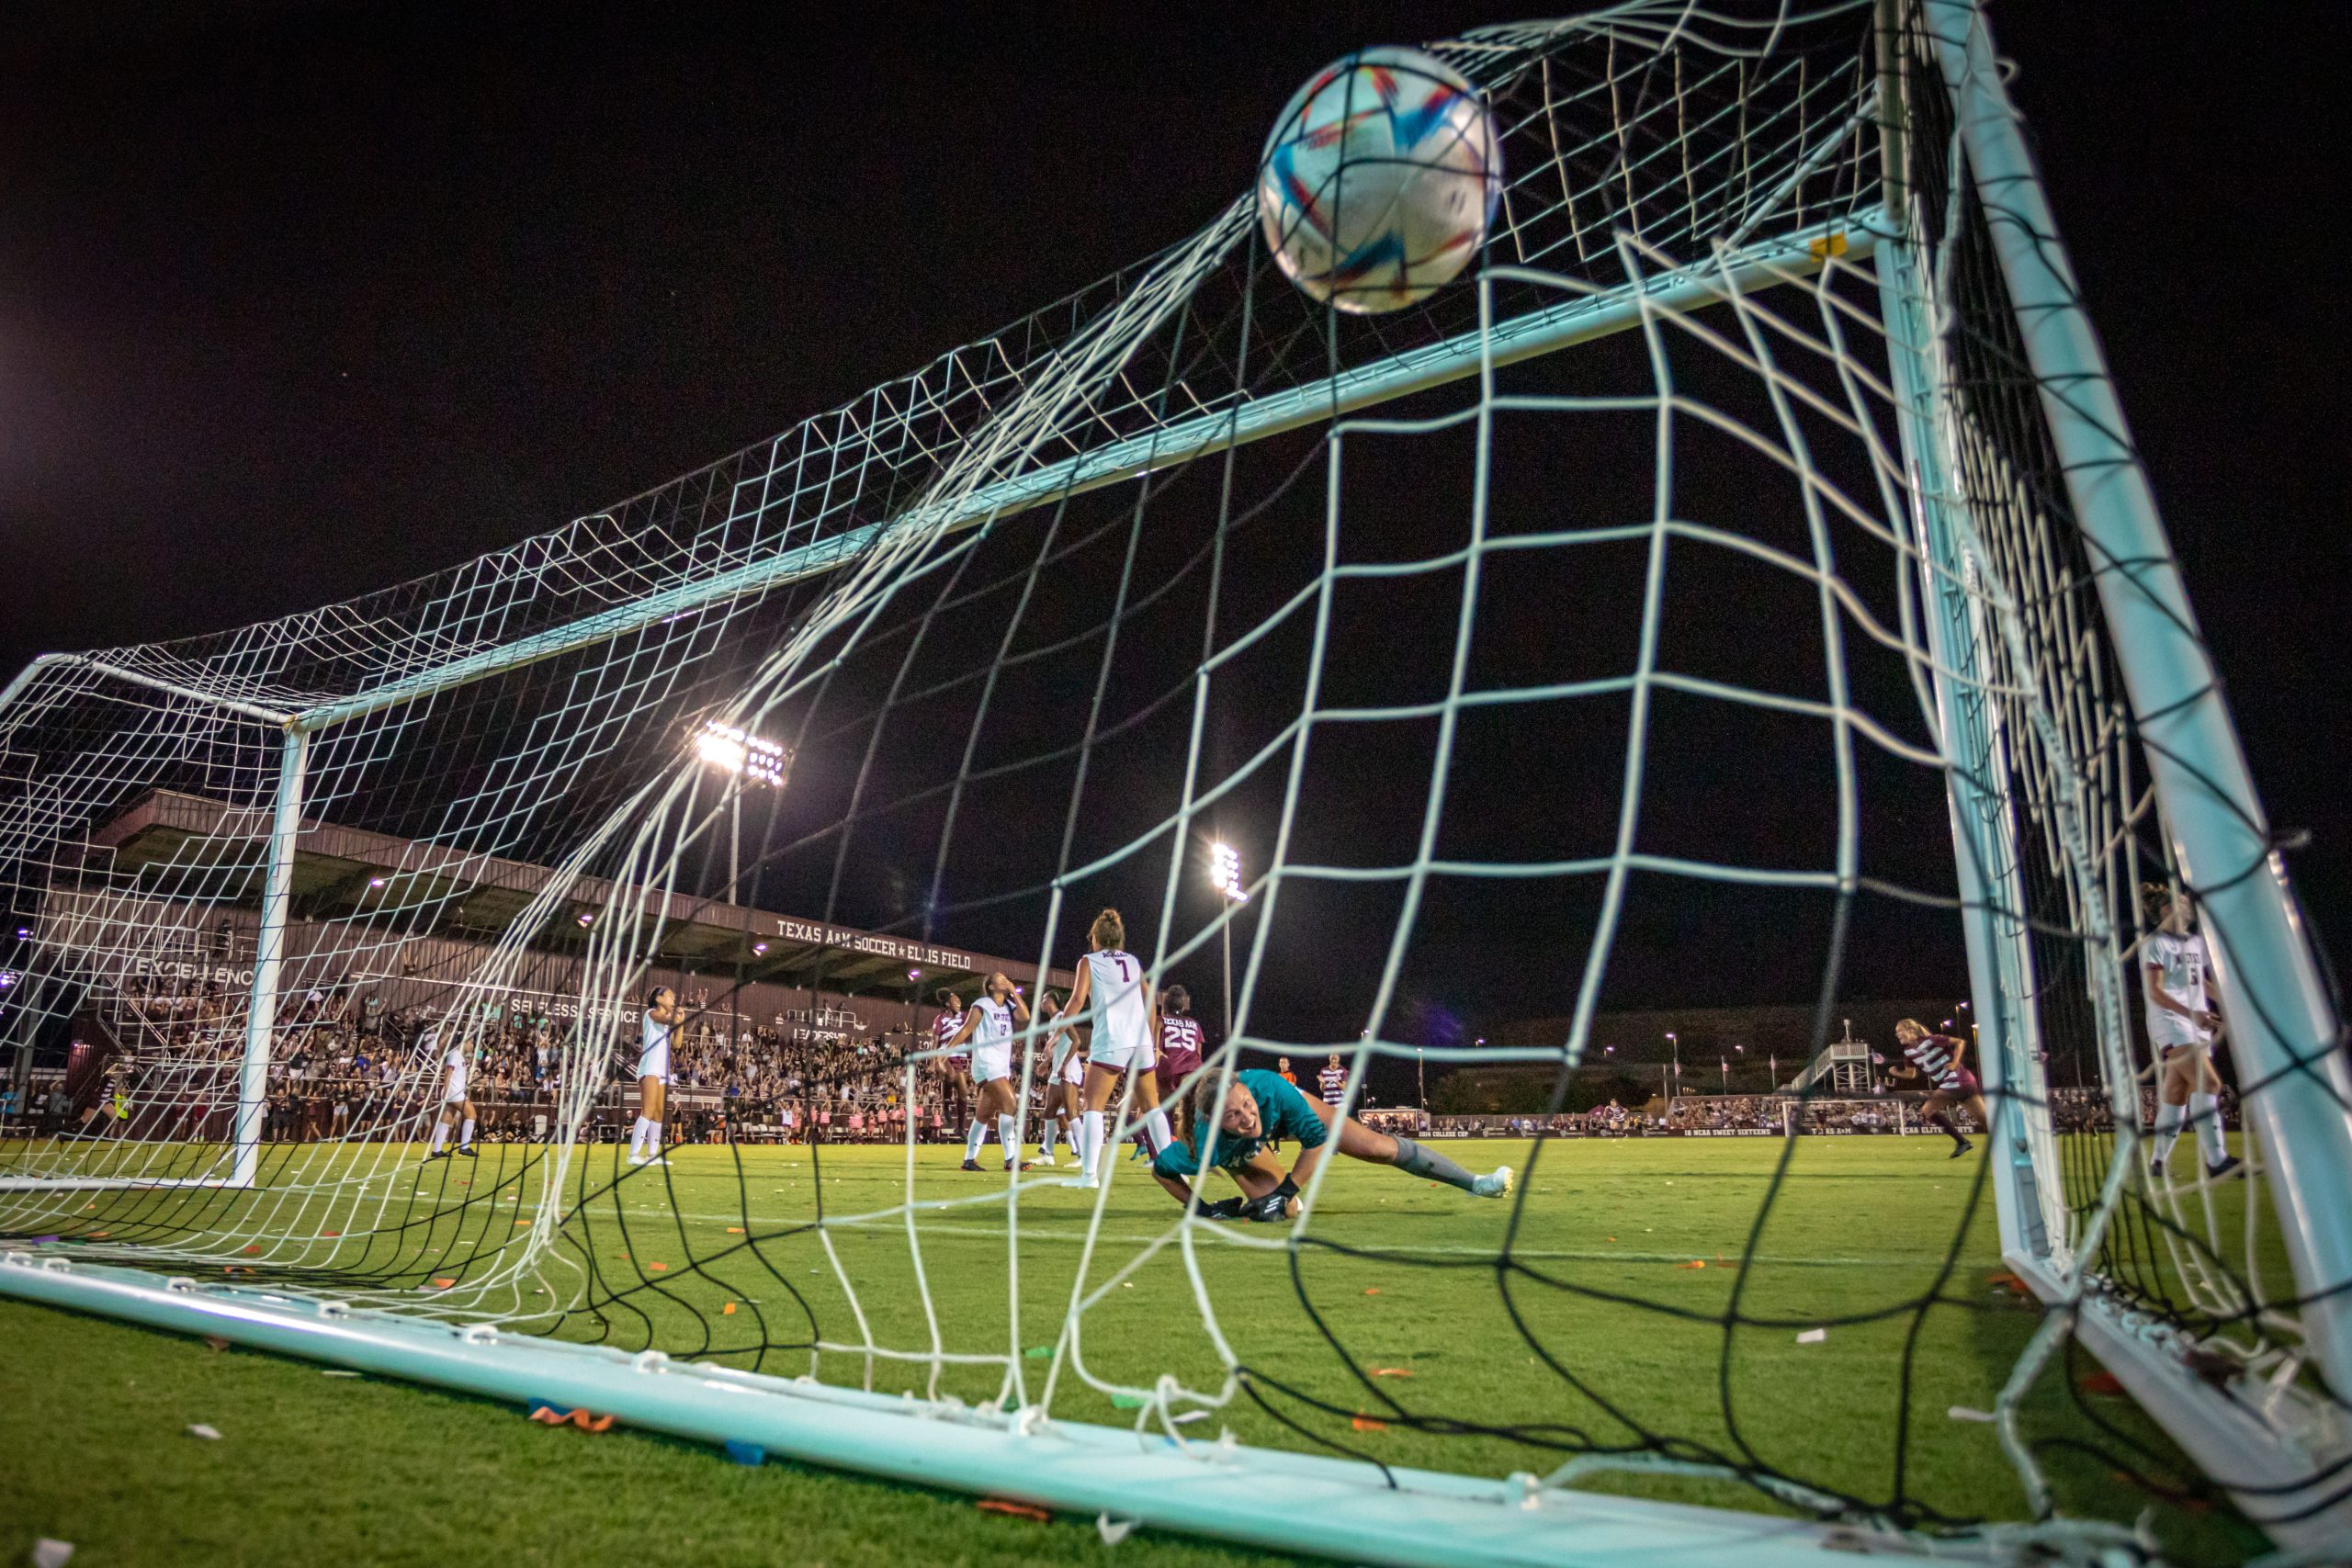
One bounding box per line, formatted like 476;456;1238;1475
288;210;1878;736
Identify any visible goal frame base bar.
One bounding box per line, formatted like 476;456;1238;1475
2;1248;1913;1568
2007;1253;2352;1551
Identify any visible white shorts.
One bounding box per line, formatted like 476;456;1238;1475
442;1071;467;1105
971;1047;1012;1086
636;1042;670;1083
1088;1034;1154;1073
1058;1048;1084;1088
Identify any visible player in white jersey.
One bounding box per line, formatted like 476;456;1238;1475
2140;884;2240;1181
1047;908;1172;1189
1033;988;1080;1165
424;1021;478;1160
943;972;1033;1173
628;986;683;1167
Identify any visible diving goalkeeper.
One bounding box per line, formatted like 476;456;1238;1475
1152;1066;1512;1220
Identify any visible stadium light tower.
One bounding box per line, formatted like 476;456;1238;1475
695;719;788;905
1208;840;1248;1041
1666;1031;1679;1100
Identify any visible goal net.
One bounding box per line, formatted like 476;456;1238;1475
4;3;2346;1562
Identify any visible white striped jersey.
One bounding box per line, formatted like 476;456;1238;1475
1317;1064;1347;1106
1902;1033;1962;1089
2143;931;2212;1047
1083;949;1152;1060
933;1010;967;1058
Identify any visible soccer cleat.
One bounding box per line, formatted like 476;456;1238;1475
424;1148;450;1161
627;1154;648;1167
2205;1155;2245;1181
960;1158;984;1172
1005;1159;1035;1173
1948;1140;1974;1159
1472;1166;1514;1199
456;1145;477;1158
1061;1176;1101;1190
1032;1153;1057;1167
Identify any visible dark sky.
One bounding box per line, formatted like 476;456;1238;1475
2;2;2343;1046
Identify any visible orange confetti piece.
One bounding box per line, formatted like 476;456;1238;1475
203;1335;231;1352
528;1404;616;1433
433;1278;458;1288
722;1303;738;1315
1363;1288;1381;1296
1679;1260;1707;1269
726;1226;745;1234
648;1262;668;1272
321;1231;341;1238
978;1499;1051;1522
87;1231;109;1239
1369;1367;1413;1378
2080;1371;2125;1396
241;1244;261;1255
1351;1414;1387;1432
1607;1235;1617;1242
514;1219;530;1226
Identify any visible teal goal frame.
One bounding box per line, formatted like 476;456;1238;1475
6;2;2349;1560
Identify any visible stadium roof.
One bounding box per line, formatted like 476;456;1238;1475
74;789;1065;1001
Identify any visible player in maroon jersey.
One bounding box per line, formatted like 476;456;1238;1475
1155;985;1205;1135
932;988;968;1072
1884;1018;1988;1157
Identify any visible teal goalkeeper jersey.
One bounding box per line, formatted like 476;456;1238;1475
1153;1068;1328;1180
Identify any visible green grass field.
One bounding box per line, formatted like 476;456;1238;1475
1;1134;2265;1563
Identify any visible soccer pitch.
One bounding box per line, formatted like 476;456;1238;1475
4;1134;2261;1560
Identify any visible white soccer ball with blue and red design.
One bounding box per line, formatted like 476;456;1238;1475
1258;47;1501;315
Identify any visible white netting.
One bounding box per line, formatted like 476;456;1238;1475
4;4;2342;1558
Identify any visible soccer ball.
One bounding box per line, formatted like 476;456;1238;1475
1258;47;1502;315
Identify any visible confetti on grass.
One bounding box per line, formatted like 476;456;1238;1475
722;1303;738;1315
1949;1406;1996;1423
722;1439;764;1466
32;1540;74;1568
1368;1367;1413;1378
1111;1393;1148;1410
202;1336;231;1352
527;1400;615;1432
1351;1414;1387;1432
1097;1515;1137;1546
186;1423;221;1440
1796;1328;1827;1345
978;1500;1051;1523
2080;1371;2125;1396
1023;1345;1052;1359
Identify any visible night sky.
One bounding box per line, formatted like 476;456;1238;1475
3;3;2343;1049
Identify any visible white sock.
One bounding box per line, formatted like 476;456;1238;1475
643;1119;662;1155
459;1118;475;1147
1040;1120;1060;1157
629;1115;650;1155
997;1114;1019;1163
2188;1093;2226;1163
2152;1101;2184;1165
965;1120;988;1161
1143;1109;1173;1156
1080;1111;1105;1179
430;1122;448;1152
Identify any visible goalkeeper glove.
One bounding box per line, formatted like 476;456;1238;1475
1244;1179;1300;1223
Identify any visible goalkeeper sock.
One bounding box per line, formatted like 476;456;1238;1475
2188;1093;2226;1163
1143;1108;1172;1156
1390;1134;1478;1192
429;1122;448;1153
997;1114;1019;1163
459;1118;475;1148
964;1120;988;1161
2151;1100;2184;1165
1080;1111;1105;1179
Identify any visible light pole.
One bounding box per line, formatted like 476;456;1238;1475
695;719;787;904
1209;840;1248;1043
1666;1031;1679;1100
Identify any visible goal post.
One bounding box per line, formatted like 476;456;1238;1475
4;3;2348;1560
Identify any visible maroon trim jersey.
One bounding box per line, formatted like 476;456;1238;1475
933;1010;967;1066
1903;1032;1964;1089
1317;1064;1347;1106
1158;1014;1204;1076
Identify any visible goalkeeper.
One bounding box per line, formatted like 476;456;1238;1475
1152;1066;1512;1220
